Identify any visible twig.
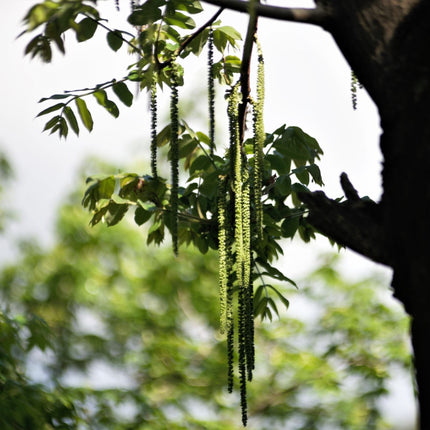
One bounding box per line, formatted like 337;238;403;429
158;7;225;68
82;13;141;52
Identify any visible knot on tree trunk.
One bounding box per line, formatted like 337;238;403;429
298;173;390;266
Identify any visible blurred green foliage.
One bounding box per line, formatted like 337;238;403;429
0;164;412;429
0;152;13;232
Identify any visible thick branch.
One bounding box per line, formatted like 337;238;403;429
202;0;330;28
298;174;390;267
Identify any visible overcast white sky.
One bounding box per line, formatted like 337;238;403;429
0;1;416;426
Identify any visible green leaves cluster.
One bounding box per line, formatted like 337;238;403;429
81;119;323;323
22;1;101;62
37;80;134;137
23;0;243;137
0;311;78;429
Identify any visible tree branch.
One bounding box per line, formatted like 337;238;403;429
298;174;391;267
238;1;259;142
201;0;331;28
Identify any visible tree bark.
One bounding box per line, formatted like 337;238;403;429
301;1;430;428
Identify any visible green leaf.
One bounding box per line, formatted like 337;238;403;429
275;126;323;163
181;28;208;57
105;202;128;226
256;258;297;287
127;69;143;82
213;26;241;52
291;183;309;195
266;152;290;175
112;82;133;107
169;0;203;14
76;17;98;42
137;200;158;212
147;219;165;245
24;3;57;31
43;115;61;132
199;171;219;198
98;177;116;200
75;98;93;131
82;176;116;211
254;295;268;319
281;215;300;238
266;285;290;311
293;166;310;185
89;206;109;226
63;106;79;136
134;206;153;226
274;174;292;196
196;131;211;146
266;297;279;317
128;0;164;25
39;94;70;102
36;103;65;117
107;30;123;51
111;194;134;205
45;20;65;54
190;155;211;174
195;235;209;254
93;90;120;118
25;35;52;62
307;164;324;186
165;11;196;29
58;117;68;138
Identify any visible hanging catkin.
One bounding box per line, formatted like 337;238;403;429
218;176;229;334
208;27;215;157
242;167;254;383
227;82;255;427
253;38;265;240
170;62;180;255
150;70;158;179
239;165;252;426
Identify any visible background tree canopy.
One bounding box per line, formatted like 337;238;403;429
0;160;412;429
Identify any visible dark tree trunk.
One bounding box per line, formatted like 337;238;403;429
300;1;430;428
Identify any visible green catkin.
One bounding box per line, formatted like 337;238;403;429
170;63;180;256
253;39;265;240
208;28;215;157
246;272;255;381
226;200;235;393
241;167;252;425
242;168;251;291
228;82;253;426
226;85;241;396
227;307;235;393
238;286;248;426
242;169;255;383
226;191;235;392
218;176;228;334
150;71;158;179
